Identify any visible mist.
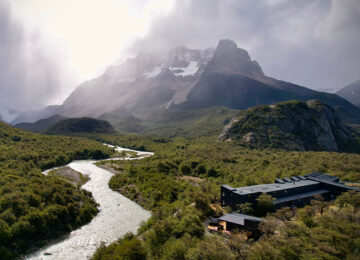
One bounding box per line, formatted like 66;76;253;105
0;0;359;114
129;0;360;91
0;1;72;112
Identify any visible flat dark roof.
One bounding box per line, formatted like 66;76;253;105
219;212;263;225
222;172;359;198
305;172;339;182
234;180;318;195
221;184;236;191
275;189;329;205
306;177;360;192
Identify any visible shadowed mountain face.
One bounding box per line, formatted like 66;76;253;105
12;39;360;128
336;79;360;107
204;39;265;79
175;40;360;124
219;100;356;152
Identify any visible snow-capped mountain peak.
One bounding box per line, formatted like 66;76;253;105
104;46;215;82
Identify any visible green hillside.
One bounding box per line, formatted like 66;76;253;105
102;107;239;137
0;122;113;258
46;117;115;135
219;100;358;152
91;134;360;260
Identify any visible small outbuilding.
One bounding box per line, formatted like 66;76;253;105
218;212;262;231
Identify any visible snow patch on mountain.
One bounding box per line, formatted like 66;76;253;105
170;61;199;77
144;66;162;78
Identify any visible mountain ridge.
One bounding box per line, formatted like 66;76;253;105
11;39;360;129
336;79;360;107
15;114;67;133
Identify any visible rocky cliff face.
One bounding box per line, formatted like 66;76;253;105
219;100;354;152
204;39;265;79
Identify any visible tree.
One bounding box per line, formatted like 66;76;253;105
194;192;213;216
179;163;191;175
273;207;295;221
310;195;328;215
258;217;280;237
255;193;275;216
207;167;218;177
194;164;206;176
236;203;254;215
91;233;146;260
157;162;170;174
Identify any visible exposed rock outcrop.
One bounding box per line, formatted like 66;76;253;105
219;100;354;152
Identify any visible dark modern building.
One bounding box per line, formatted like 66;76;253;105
221;172;360;210
218;212;262;231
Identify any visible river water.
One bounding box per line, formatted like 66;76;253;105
25;146;153;260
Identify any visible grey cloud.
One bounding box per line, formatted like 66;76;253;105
129;0;360;90
0;1;69;111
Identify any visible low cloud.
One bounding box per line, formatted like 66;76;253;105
0;1;71;111
130;0;360;90
1;0;359;113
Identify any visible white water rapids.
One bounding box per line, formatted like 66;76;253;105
25;146;153;260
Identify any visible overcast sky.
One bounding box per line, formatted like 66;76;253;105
1;0;359;111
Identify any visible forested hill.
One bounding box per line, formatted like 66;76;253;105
0;122;113;259
15;114;67;133
219;100;357;152
45;117;115;135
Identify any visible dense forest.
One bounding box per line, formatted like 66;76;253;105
0;122;114;259
92;134;360;259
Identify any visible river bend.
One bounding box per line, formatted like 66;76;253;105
25;146;152;260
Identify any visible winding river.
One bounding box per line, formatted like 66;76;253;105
25;146;153;260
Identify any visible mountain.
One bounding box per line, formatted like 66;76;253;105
10;105;61;125
15;114;67;133
172;40;360;124
56;46;214;119
336;79;360;107
219;100;356;152
45;117;115;134
17;39;360;132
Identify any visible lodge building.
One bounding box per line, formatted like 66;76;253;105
221;172;360;210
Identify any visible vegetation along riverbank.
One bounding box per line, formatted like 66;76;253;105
0;122;113;259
